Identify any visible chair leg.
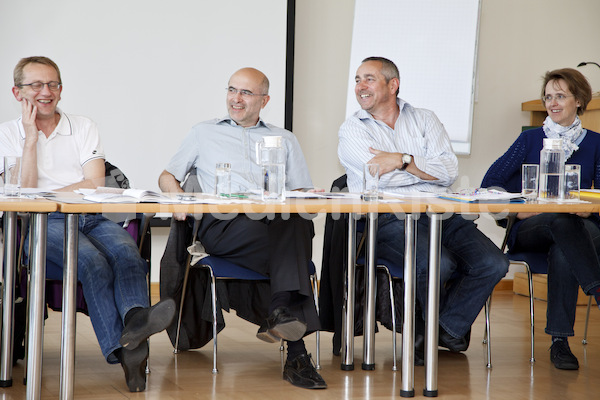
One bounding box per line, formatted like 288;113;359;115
310;274;321;370
209;269;218;374
388;275;397;372
583;295;593;345
526;266;535;363
145;273;151;374
173;261;192;354
379;267;397;371
484;296;492;368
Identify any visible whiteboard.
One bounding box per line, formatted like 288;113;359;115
0;0;289;190
346;0;480;154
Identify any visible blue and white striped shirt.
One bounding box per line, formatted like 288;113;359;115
338;99;458;194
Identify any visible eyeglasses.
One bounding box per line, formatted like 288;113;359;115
18;81;62;92
226;87;267;98
542;94;573;103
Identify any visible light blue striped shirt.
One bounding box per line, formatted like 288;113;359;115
338;99;458;194
166;116;313;193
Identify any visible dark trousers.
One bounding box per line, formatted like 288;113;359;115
512;213;600;337
198;213;320;330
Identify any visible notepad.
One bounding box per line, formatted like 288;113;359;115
82;187;179;203
438;189;525;203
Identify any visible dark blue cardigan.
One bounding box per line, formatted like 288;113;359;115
481;127;600;249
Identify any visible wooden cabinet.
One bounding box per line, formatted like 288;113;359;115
522;95;600;131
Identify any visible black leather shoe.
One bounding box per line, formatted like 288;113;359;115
256;321;279;343
120;298;176;350
256;307;307;343
439;326;470;353
283;353;327;389
550;340;579;370
121;341;148;392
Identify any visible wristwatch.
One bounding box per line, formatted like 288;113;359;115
400;154;412;171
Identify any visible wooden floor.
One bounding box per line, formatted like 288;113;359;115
2;290;599;399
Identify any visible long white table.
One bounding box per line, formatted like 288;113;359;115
55;195;426;399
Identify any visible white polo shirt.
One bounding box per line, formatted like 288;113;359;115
0;108;105;190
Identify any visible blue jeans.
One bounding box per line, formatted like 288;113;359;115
512;213;600;337
377;213;508;338
26;213;149;362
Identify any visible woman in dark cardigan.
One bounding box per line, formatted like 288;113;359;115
482;68;600;370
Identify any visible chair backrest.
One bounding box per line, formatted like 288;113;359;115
330;174;348;192
105;161;130;189
182;167;202;193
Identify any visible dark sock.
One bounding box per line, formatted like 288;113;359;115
269;292;292;314
590;285;600;308
113;348;123;363
552;336;567;344
124;307;144;326
287;339;307;361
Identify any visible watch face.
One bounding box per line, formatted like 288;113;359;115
403;154;411;164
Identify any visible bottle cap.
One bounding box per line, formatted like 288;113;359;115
263;136;283;148
543;138;563;150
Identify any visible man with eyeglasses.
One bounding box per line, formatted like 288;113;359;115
336;57;508;363
0;56;176;392
159;67;326;389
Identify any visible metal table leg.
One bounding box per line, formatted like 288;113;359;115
401;213;417;397
60;214;79;399
424;213;441;397
341;213;356;370
26;213;48;400
362;212;377;370
0;211;18;387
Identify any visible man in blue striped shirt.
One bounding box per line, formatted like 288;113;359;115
338;57;508;361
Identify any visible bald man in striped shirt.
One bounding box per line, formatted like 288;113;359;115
338;57;508;361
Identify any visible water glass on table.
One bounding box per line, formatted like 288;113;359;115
215;162;231;198
362;163;380;202
3;156;22;197
564;164;580;200
521;164;538;201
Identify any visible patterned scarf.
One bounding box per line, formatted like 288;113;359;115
542;115;583;160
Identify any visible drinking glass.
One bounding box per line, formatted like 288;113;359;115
521;164;538;201
215;162;231;198
362;163;379;202
564;164;580;200
3;156;22;197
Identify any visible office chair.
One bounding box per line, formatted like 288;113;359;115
173;248;321;374
172;218;321;374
